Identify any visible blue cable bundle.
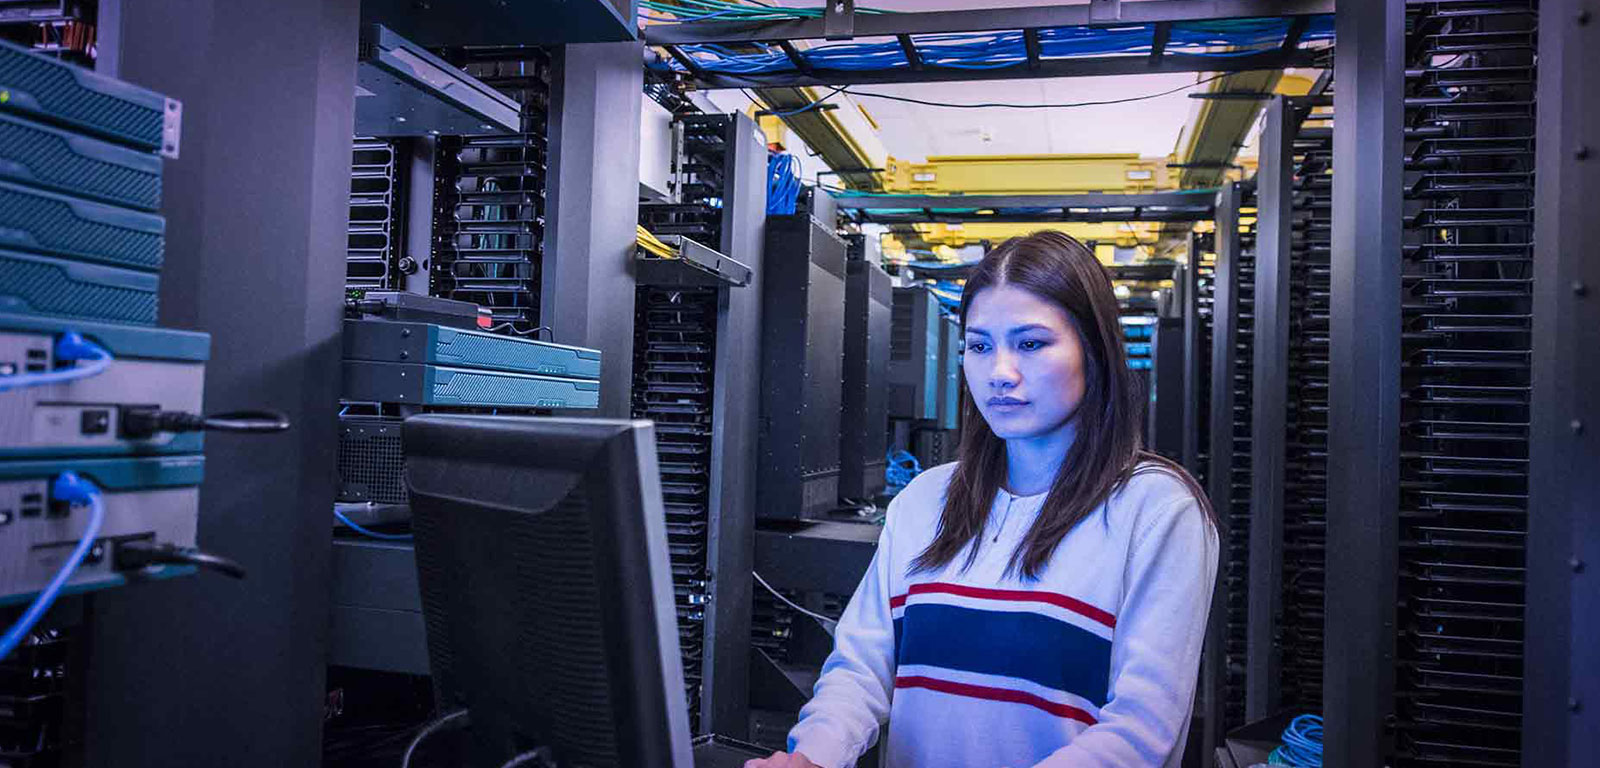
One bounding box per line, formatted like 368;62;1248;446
1268;714;1324;767
885;450;922;495
653;17;1335;77
767;151;803;215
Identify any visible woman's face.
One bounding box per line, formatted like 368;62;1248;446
962;283;1089;441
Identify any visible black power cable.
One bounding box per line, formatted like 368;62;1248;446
114;541;247;580
400;710;469;768
120;408;291;439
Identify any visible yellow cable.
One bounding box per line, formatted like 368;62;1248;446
636;225;678;259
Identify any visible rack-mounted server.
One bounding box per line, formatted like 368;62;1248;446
887;285;940;422
758;214;847;521
633;111;767;737
840;240;891;501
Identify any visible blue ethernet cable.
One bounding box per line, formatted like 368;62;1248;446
0;332;113;393
0;472;106;661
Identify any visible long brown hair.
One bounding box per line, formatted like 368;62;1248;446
911;231;1214;580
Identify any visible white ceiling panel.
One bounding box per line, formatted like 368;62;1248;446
759;0;1207;160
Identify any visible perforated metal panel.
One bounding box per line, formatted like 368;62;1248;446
337;416;406;504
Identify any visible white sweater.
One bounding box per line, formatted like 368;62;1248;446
787;461;1219;768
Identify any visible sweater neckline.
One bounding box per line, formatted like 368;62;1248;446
998;486;1048;502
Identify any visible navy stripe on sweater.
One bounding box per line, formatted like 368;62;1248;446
892;602;1113;707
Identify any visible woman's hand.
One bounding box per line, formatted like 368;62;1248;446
743;751;819;768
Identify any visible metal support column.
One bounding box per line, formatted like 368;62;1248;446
1209;183;1241;526
1325;2;1404;764
1202;181;1241;758
79;1;359;765
700;112;768;739
1524;0;1600;763
1248;96;1292;723
1203;182;1241;534
1182;231;1204;475
544;41;645;418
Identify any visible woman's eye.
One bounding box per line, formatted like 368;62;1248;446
966;341;989;353
1019;340;1046;351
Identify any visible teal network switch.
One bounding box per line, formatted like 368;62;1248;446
342;361;601;409
0;178;165;272
0;111;164;211
0;248;161;325
0;454;204;604
0;36;181;156
342;320;603;379
0;312;209;458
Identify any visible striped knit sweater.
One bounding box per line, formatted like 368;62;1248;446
787;461;1218;768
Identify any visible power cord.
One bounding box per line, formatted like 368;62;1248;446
114;541;247;580
120;408;290;439
753;571;838;635
400;709;469;768
0;332;112;393
0;472;105;661
499;747;556;768
334;507;413;541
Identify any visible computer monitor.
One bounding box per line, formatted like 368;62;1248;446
404;415;694;768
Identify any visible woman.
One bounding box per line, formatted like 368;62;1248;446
748;232;1219;768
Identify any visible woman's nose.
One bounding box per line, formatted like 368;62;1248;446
988;352;1020;389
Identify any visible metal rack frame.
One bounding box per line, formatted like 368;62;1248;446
644;0;1333;88
835;191;1216;225
1524;0;1600;761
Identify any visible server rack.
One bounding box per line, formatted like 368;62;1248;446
1318;3;1557;764
758;214;847;521
1246;95;1332;724
346;139;405;291
1282;103;1331;717
1147;316;1185;461
431;48;552;332
934;313;962;432
1390;6;1535;764
1200;181;1256;753
1523;0;1600;762
1182;230;1215;482
886;285;941;423
840;240;891;501
635;111;767;737
640;114;740;249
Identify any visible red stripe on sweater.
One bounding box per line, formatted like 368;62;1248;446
894;675;1099;725
895;582;1117;628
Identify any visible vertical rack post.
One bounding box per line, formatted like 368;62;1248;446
1525;0;1600;762
1183;230;1205;476
700;112;767;739
80;0;360;765
1325;1;1405;764
1209;183;1242;509
1248;95;1293;723
544;40;645;418
1201;180;1242;758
